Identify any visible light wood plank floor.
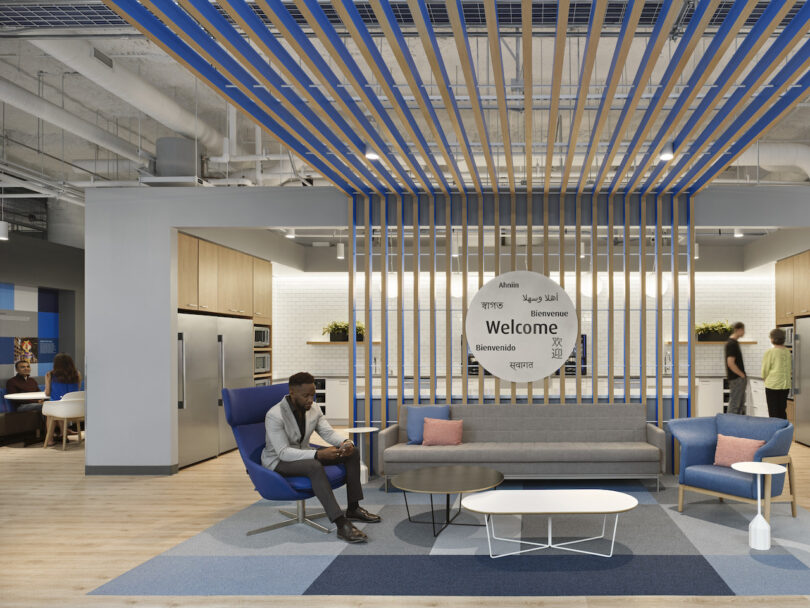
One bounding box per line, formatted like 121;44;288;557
1;438;809;608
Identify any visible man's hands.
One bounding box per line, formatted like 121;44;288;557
315;441;355;463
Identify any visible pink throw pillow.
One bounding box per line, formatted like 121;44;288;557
422;418;463;446
713;433;765;467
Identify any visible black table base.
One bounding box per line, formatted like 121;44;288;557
402;491;484;537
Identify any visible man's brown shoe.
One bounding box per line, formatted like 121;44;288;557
346;506;381;523
336;520;368;543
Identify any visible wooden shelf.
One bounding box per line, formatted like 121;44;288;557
666;340;757;345
254;372;272;378
306;340;382;345
253;347;272;352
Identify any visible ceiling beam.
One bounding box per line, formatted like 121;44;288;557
370;0;467;193
407;0;481;193
574;0;646;195
545;0;569;195
484;1;514;194
633;0;795;195
559;0;607;195
101;0;354;194
184;0;387;194
293;0;431;194
446;0;498;193
332;0;449;194
616;0;754;196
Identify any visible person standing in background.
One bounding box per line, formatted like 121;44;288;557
761;328;792;419
725;322;747;415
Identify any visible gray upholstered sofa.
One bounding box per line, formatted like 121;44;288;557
377;404;666;489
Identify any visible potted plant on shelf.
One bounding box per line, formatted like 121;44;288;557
696;320;733;342
323;321;365;342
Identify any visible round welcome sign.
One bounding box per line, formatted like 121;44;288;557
465;270;579;383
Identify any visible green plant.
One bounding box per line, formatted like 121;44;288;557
695;320;733;336
323;321;350;336
322;321;365;337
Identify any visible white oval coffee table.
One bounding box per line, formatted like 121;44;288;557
462;489;638;559
731;461;786;550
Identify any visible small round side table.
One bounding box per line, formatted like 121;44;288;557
731;461;787;550
345;426;379;484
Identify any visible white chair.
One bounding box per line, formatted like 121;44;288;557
43;397;85;450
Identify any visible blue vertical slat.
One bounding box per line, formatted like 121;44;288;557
351;194;358;425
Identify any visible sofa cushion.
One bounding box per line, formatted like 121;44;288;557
384;441;659;464
713;433;765;467
683;464;759;499
405;405;449;444
422;418;463;446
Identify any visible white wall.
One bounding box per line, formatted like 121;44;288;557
84;187;348;473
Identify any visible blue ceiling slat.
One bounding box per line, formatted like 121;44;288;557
616;0;749;196
688;69;810;193
575;0;649;194
218;0;396;192
334;0;450;193
297;0;429;193
636;0;789;194
563;0;607;188
672;36;810;193
110;0;354;193
375;0;467;192
595;0;701;195
412;0;482;191
449;0;496;190
159;0;382;193
257;0;413;194
657;4;810;193
580;0;672;194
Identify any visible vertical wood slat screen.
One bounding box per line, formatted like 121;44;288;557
346;194;692;432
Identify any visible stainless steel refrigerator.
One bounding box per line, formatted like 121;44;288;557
177;314;253;467
794;316;810;445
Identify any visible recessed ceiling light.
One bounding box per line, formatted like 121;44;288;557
364;143;380;161
659;141;674;162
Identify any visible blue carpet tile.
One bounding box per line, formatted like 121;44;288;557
304;554;733;596
90;475;810;597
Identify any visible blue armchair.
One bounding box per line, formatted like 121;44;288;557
668;414;796;522
222;383;347;535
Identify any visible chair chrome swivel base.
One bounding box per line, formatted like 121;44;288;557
247;499;333;536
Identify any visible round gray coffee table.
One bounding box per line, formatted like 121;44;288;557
391;465;504;536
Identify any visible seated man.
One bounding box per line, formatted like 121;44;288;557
261;372;380;543
5;360;43;412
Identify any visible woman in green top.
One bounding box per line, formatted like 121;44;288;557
761;328;792;419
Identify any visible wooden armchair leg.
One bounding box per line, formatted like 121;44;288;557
43;416;54;448
764;474;772;524
788;458;798;518
678;485;684;513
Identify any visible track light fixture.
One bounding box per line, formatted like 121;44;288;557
336;242;345;260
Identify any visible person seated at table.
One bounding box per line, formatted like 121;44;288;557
262;371;380;544
44;353;82;446
5;360;43;412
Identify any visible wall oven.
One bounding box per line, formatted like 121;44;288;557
254;326;271;347
254;352;271;374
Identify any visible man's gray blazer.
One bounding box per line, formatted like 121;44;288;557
261;396;346;471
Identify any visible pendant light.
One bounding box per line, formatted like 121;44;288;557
336;242;345;260
0;191;8;241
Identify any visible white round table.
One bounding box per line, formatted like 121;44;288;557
4;391;47;401
345;426;379;484
731;461;787;550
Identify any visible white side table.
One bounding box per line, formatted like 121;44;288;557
345;426;379;484
731;461;787;550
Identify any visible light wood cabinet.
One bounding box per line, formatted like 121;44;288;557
775;257;795;325
253;258;272;322
198;239;219;313
793;250;810;317
177;233;199;311
218;247;253;317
